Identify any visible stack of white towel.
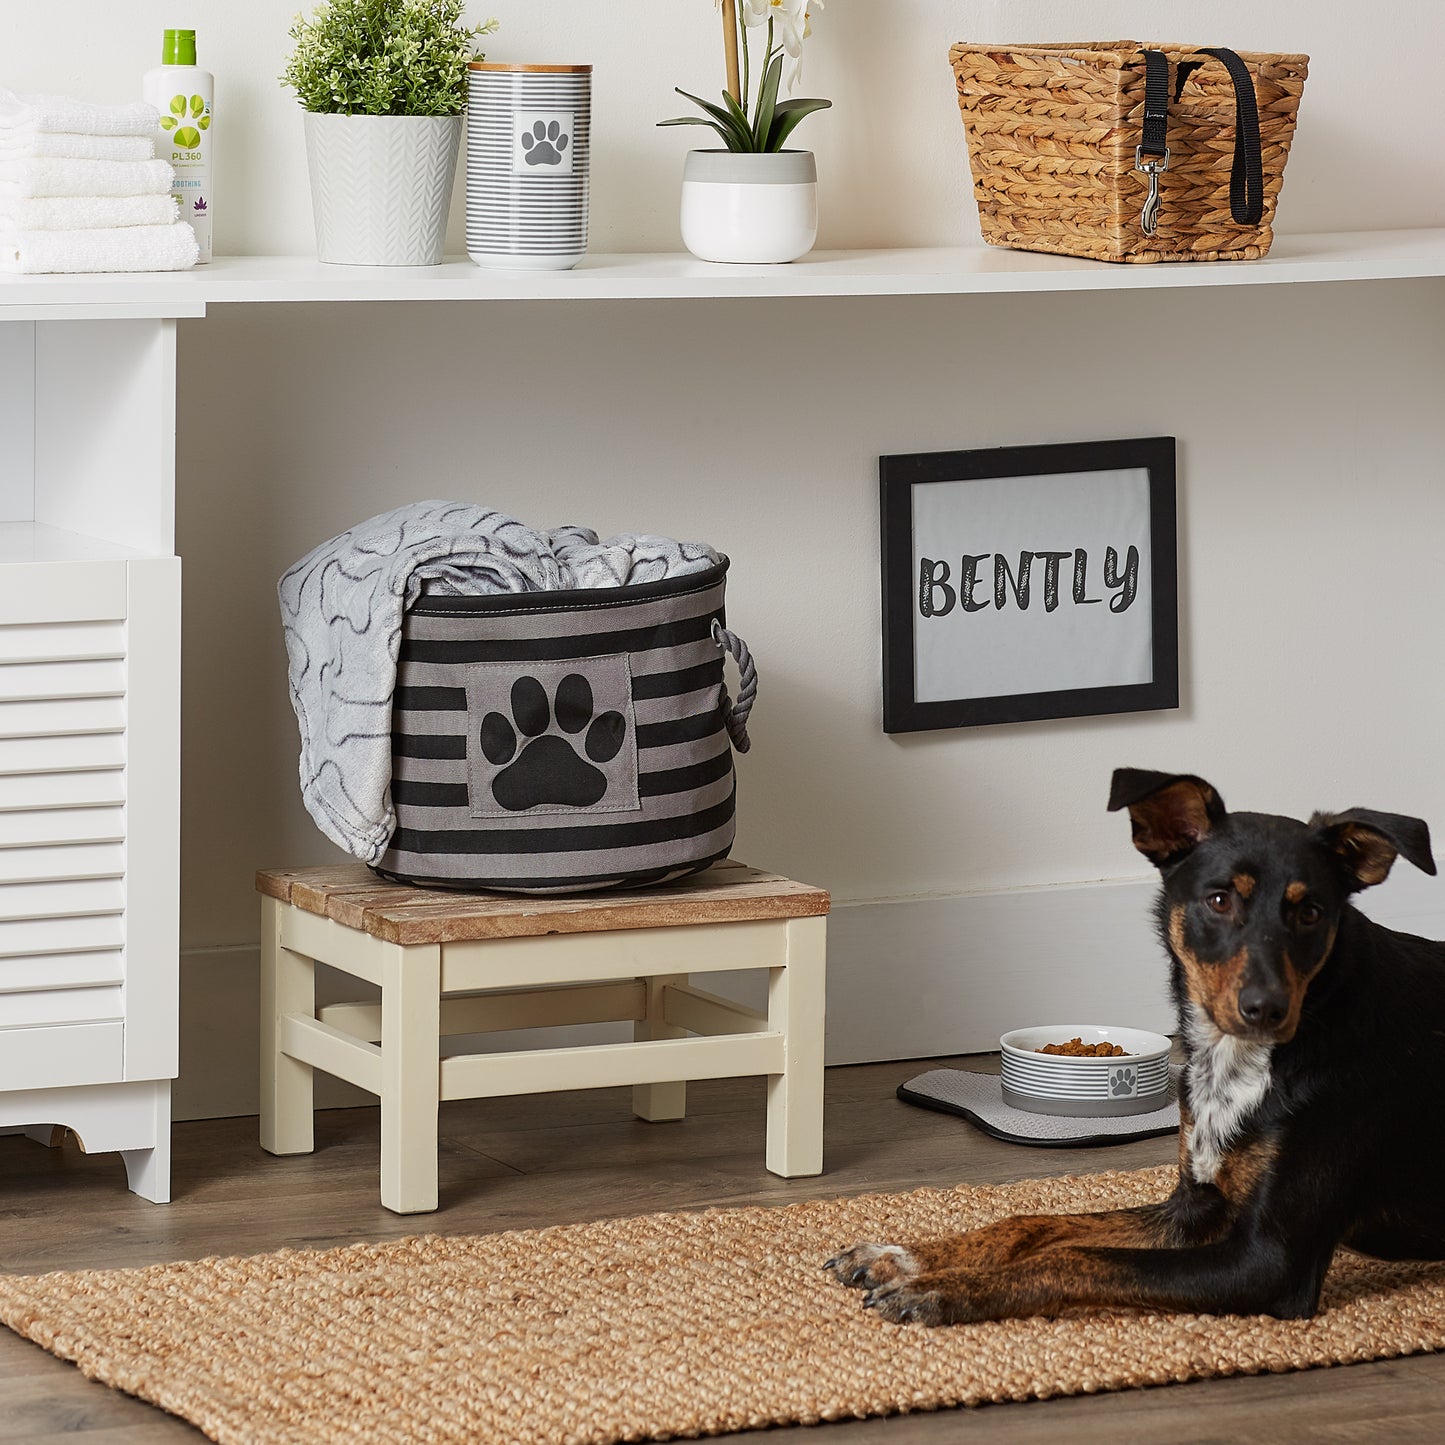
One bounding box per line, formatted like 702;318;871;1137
0;90;198;274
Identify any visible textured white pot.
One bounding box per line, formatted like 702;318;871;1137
680;150;817;264
303;112;461;266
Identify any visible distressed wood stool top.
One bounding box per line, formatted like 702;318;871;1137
255;859;830;945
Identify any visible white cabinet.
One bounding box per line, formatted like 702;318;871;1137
0;315;183;1202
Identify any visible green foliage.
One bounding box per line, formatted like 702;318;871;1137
281;0;499;116
660;27;830;153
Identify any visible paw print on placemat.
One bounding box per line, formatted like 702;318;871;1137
1108;1065;1138;1098
521;120;569;166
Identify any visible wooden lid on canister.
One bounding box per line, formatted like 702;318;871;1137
468;62;592;73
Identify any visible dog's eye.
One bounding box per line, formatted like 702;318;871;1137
1297;901;1324;926
1205;890;1232;914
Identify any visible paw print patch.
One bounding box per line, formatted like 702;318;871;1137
1108;1064;1138;1098
513;112;575;175
466;657;639;817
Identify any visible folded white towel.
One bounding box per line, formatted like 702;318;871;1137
0;193;179;231
0;223;199;274
0;90;158;138
0;157;174;199
0;131;155;162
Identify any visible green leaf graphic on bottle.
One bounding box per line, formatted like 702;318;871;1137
169;94;187;116
173;126;202;148
190;94;205;117
197;115;210;131
160;115;176;131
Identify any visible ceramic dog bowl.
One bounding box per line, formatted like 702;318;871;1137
999;1024;1172;1117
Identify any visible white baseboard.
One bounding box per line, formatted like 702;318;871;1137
173;870;1445;1121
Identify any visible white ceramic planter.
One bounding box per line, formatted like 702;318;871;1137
680;150;817;264
303;112;461;267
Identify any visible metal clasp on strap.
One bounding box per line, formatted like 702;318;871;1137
1134;144;1170;237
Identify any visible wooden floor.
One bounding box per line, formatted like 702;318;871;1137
2;1055;1443;1443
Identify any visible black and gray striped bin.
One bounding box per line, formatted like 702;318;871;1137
378;559;757;894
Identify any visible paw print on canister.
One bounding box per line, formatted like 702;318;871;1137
521;119;569;166
1108;1064;1138;1098
480;673;625;812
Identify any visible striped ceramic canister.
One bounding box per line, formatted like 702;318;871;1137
466;63;591;271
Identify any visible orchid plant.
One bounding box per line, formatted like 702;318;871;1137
661;0;829;153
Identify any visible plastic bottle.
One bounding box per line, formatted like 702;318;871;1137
143;29;213;262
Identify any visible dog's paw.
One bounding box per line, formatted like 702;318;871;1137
862;1279;948;1327
822;1242;919;1291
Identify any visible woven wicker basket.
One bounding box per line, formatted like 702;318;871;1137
949;42;1308;262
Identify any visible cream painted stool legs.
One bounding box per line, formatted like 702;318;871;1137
632;973;687;1122
766;916;826;1177
379;941;440;1214
259;895;315;1157
260;898;443;1213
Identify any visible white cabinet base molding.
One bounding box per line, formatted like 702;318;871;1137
0;1080;170;1202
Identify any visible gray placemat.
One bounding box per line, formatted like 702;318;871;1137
898;1066;1182;1147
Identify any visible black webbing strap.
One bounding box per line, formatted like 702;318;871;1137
1200;46;1264;226
1139;49;1170;159
1137;46;1265;233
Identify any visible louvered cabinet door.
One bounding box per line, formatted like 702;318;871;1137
0;557;180;1093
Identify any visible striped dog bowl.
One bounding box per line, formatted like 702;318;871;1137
378;560;745;893
466;62;591;271
999;1025;1173;1117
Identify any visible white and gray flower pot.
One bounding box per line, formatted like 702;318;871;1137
680;149;818;264
303;112;461;266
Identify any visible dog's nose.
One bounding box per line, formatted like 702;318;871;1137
1238;984;1289;1030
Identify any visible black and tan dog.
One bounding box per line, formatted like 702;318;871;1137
826;767;1445;1325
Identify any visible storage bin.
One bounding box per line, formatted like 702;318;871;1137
378;558;755;893
949;42;1308;262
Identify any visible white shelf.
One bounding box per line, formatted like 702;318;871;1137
1;229;1444;318
0;523;149;565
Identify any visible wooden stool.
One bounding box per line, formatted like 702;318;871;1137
255;860;829;1214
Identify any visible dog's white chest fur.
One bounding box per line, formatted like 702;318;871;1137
1183;1003;1274;1185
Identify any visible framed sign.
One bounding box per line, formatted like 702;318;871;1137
880;437;1178;733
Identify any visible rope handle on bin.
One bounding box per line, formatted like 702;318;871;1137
712;618;757;754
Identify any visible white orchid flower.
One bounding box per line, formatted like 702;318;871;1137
741;0;814;44
738;0;821;89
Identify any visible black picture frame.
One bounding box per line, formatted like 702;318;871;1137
880;436;1178;733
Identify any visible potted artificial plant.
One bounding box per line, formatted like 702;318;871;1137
662;0;830;264
282;0;498;265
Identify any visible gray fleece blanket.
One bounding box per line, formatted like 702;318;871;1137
279;501;720;863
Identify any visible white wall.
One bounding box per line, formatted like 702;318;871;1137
7;2;1445;1115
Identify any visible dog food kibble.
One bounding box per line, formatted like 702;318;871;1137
1036;1037;1130;1057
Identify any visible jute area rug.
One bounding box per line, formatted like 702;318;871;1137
4;1165;1445;1445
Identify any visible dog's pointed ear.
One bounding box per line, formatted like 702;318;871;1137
1108;768;1226;868
1310;808;1436;890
